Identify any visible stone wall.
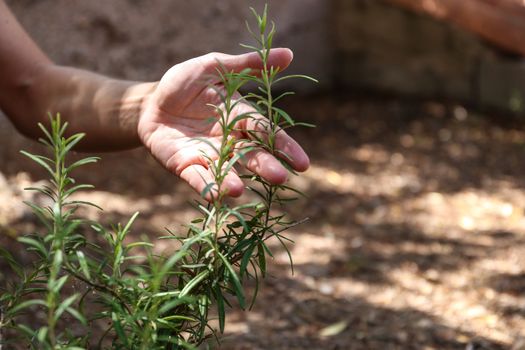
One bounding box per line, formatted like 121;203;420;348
6;0;331;89
333;0;525;115
6;0;525;114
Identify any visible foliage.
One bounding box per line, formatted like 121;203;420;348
0;5;315;349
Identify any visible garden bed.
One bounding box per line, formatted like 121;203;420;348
2;95;524;349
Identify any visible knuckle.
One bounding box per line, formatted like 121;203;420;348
202;52;228;68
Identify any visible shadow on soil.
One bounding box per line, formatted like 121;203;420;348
2;95;525;348
223;278;506;350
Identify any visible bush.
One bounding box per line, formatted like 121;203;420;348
0;6;315;349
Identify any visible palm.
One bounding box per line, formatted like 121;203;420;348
138;50;309;199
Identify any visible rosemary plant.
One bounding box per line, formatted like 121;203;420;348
0;5;315;349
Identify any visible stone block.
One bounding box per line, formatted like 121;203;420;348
333;0;484;101
479;57;525;114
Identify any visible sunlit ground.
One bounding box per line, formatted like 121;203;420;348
1;95;525;349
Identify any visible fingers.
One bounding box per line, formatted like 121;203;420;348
238;135;309;185
180;164;244;202
165;138;222;176
179;164;214;198
274;130;310;172
223;170;244;197
155;49;293;114
241;147;288;184
202;48;294;77
164;136;245;201
239;109;310;173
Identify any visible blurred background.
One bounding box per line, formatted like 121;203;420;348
2;0;525;348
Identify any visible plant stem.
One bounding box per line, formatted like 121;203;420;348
46;130;66;348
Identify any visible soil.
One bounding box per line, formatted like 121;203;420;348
2;1;525;349
2;96;525;349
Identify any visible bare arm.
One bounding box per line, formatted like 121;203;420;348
0;0;156;151
0;0;310;198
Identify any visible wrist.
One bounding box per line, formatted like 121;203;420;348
118;81;158;148
136;82;160;147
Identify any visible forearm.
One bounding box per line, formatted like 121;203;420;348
0;0;158;151
6;64;157;152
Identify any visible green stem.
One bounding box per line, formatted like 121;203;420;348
261;39;278;241
46;137;65;348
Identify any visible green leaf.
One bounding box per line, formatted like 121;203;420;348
6;299;46;317
217;251;245;309
226;209;249;235
0;246;23;278
158;229;211;282
273;91;295;103
274;74;318;85
24;186;56;201
214;284;226;333
112;312;130;348
152;291;181;298
38;121;54;144
17;236;48;258
274;232;295;275
51;275;69;294
158;296;194;315
226;111;257;130
54;293;79;322
58;118;68;137
14;323;35;338
126;241;154;251
239;43;260;52
63;184;94;198
200;182;216;199
76;251;91;280
273;107;295;126
257;243;267;277
37;326;48;343
260;4;268;34
266;21;276;49
239;243;256;279
280;184;307;197
20;151;54;175
63;200;103;211
67;157;99;171
121;211;139;240
179;270;210;298
112;244;123;277
160;315;198;323
294;121;316;128
223;147;254;176
65;306;88;326
61;133;85;158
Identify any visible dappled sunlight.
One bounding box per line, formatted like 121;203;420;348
2;96;525;348
222;96;525;348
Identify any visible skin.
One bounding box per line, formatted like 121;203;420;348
0;1;310;199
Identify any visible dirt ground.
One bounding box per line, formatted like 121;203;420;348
2;95;525;349
2;0;525;349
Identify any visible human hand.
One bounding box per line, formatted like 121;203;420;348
138;49;310;200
